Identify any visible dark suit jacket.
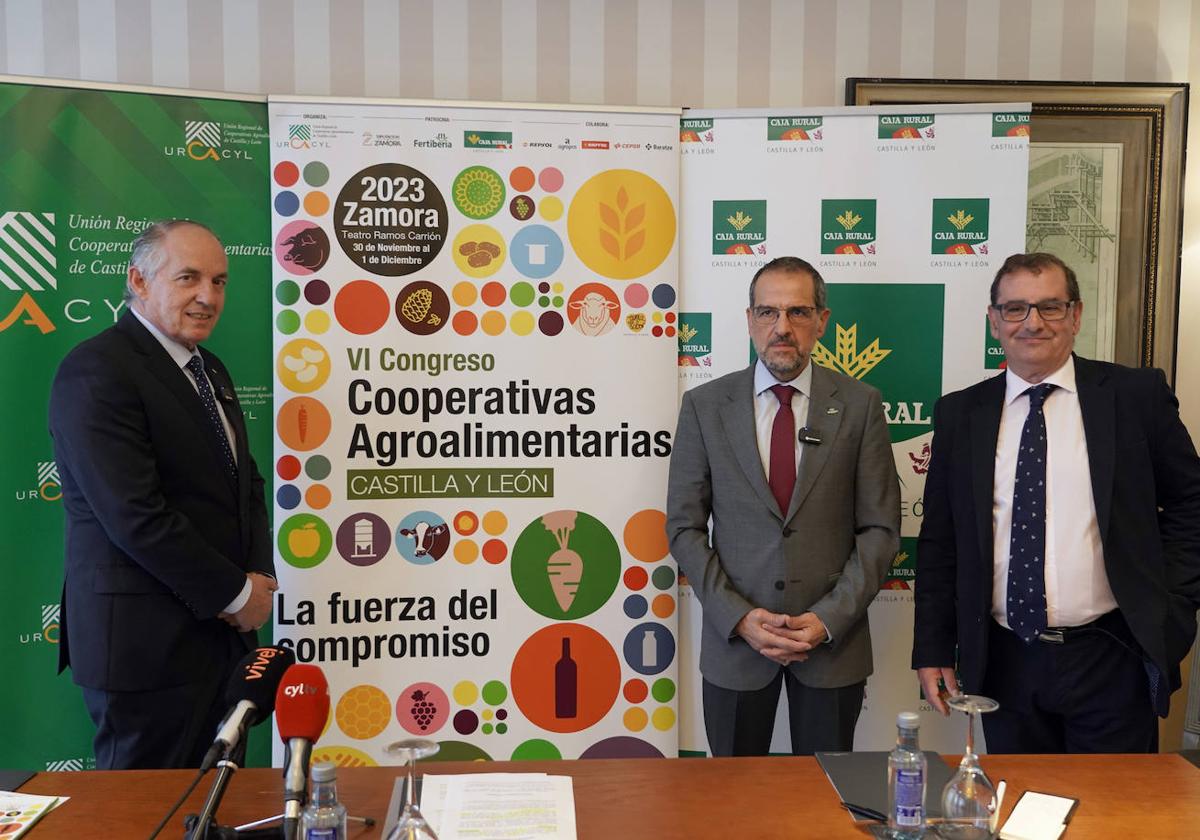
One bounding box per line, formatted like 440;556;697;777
667;363;900;691
49;311;273;692
913;355;1200;707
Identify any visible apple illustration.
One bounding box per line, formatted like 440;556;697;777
288;522;322;558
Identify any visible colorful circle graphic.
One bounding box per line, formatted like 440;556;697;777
511;510;620;619
276;338;331;393
509;194;535;221
274;191;299;216
397;681;450;735
395;510;450;565
335;512;390;566
452;224;506;278
510;225;564;279
275;161;300;187
622;622;675;675
452;166;506;219
333;280;391;335
623;509;669;563
276;280;301;305
509;166;536;192
538;167;564;192
511;623;620;733
275;221;330;276
453;681;479;705
567;169;676;280
277;455;301;480
276;397;332;451
395;281;450;335
565;283;621;337
335;684;391;740
303;161;330;187
278;513;332;569
511;739;561;761
333;163;447;275
579;737;664;759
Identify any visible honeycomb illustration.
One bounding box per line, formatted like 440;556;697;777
310;745;379;767
400;287;433;324
335;684;391;740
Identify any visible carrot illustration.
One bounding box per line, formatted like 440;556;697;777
298;404;309;442
542;510;582;613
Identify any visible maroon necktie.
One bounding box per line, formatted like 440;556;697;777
768;384;797;515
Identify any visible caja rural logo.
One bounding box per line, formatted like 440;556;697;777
679;118;714;145
767;115;823;141
931;199;990;254
821;200;877;254
993;112;1031;137
0;211;57;335
878;114;935;140
712;200;766;255
677;313;712;367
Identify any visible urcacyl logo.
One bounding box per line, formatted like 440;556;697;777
183;120;222;160
18;603;60;645
14;460;62;502
288;124;312;149
0;212;56;293
821;200;877;254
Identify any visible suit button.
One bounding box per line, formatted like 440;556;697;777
774;580;785;591
782;528;794;537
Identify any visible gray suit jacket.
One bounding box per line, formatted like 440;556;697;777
667;363;900;690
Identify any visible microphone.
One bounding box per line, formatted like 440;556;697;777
798;426;823;446
276;663;330;840
200;645;295;771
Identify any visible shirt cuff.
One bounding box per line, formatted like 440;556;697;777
222;578;252;615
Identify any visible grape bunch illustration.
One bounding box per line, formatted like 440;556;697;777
410;688;438;731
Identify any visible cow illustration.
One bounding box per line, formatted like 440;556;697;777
398;521;450;560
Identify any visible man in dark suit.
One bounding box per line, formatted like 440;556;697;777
914;252;1200;753
50;219;276;769
667;257;900;755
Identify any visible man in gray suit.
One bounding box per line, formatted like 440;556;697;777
667;256;900;755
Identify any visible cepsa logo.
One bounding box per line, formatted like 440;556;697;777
19;604;60;645
0;211;58;335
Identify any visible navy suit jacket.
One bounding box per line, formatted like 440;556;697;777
913;355;1200;710
49;311;273;692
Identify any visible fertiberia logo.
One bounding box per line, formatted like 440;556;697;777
931;198;990;255
712;200;766;255
821;200;877;254
767;116;823;141
877;114;934;140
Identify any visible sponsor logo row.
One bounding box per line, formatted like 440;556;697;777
681;112;1030;146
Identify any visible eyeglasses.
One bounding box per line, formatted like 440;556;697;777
990;300;1076;322
750;305;820;326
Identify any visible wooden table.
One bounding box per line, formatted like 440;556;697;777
17;753;1199;838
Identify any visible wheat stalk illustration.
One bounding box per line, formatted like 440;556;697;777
598;186;647;260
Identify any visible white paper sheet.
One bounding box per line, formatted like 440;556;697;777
419;773;576;840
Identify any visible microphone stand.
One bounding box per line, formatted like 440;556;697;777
185;730;246;840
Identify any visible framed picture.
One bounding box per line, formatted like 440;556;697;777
846;78;1187;382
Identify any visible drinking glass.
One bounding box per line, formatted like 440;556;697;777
936;694;999;839
383;738;440;840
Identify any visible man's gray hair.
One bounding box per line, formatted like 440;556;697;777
748;256;827;310
123;219;219;304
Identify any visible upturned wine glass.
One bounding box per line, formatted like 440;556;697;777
384;738;440;840
937;694;999;839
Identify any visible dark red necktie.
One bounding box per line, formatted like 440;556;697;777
768;384;797;515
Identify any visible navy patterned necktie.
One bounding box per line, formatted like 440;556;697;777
1006;383;1056;643
185;355;238;478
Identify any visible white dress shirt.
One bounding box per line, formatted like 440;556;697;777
753;358;813;479
991;356;1117;629
129;306;251;615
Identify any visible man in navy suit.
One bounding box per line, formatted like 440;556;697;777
914;252;1200;752
50;220;276;769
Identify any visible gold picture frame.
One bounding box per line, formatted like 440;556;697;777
846;78;1187;382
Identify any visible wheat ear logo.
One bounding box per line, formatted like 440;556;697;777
679;322;698;343
836;210;862;230
812;323;891;380
598;187;646;260
467;133;480;144
947;210;974;231
726;211;753;231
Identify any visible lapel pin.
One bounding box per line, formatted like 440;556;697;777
826;407;839;415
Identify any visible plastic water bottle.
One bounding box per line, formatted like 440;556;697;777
300;761;348;839
887;711;926;838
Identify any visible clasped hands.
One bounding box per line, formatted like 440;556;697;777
736;607;828;665
219;572;278;633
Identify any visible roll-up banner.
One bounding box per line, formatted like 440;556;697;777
267;98;682;763
0;76;272;770
676;104;1031;753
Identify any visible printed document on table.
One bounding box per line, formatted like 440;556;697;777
421;773;576;840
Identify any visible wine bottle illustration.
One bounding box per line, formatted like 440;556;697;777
554;636;578;718
542;511;582;613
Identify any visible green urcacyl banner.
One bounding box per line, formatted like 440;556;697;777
0;81;272;770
